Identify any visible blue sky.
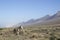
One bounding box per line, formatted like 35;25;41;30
0;0;60;26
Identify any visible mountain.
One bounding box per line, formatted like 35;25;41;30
20;19;35;26
47;11;60;20
17;11;60;26
37;11;60;25
19;15;50;26
36;15;50;21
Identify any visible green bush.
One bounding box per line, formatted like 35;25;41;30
0;28;3;30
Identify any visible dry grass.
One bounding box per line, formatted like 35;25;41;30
0;25;60;40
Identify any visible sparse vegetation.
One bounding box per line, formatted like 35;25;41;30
0;25;60;40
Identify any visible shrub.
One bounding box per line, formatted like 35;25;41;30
0;28;3;30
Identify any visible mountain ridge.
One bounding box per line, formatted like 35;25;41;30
18;11;60;26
